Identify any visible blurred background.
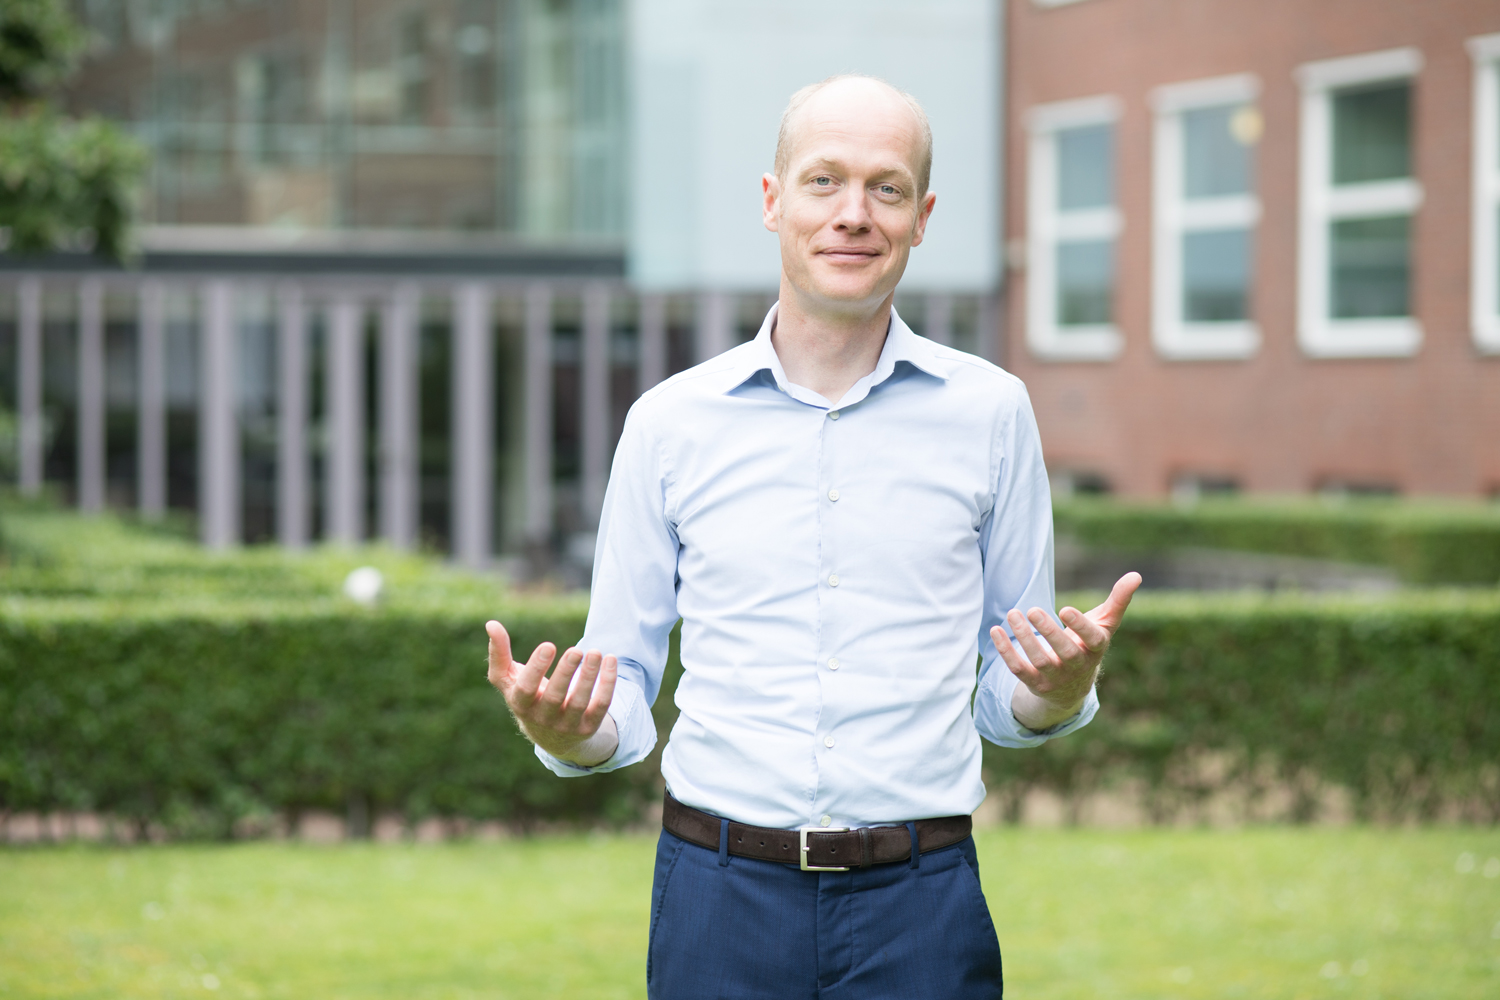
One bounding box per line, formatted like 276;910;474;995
1;2;1498;997
4;0;1489;577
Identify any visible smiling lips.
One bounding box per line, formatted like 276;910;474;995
819;246;882;261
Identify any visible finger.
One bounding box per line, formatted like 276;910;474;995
511;641;556;710
581;655;619;731
1028;607;1083;662
540;647;585;710
1088;572;1143;631
485;621;514;690
1008;609;1059;669
1060;605;1110;652
562;650;604;718
991;625;1046;690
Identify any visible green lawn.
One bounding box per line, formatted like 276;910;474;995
2;828;1498;999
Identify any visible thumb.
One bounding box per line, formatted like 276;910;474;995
1089;572;1142;631
485;620;514;687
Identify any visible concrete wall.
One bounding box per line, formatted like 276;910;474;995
629;0;1001;293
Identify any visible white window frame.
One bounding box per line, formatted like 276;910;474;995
1296;48;1424;358
1150;73;1262;361
1469;33;1500;355
1026;95;1123;362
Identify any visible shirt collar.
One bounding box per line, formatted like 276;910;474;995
724;301;953;407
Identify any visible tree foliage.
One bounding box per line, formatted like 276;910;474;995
0;0;144;261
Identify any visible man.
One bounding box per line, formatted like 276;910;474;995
486;74;1140;999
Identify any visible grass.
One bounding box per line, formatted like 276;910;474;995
3;828;1499;999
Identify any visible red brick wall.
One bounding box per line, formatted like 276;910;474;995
1002;0;1500;497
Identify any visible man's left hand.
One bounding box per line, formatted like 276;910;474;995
991;571;1142;732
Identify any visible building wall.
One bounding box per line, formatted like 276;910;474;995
1004;0;1500;497
628;0;1002;293
66;0;627;238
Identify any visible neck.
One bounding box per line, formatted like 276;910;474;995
771;280;893;403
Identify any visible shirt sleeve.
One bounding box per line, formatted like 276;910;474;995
970;384;1099;749
534;399;681;777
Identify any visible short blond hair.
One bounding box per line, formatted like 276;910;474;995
774;74;934;197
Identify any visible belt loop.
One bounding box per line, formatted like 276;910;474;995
859;827;873;868
906;821;919;869
718;818;730;867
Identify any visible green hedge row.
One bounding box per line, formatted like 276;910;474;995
984;590;1500;823
3;506;1497;833
6;590;1497;833
1053;498;1500;585
0;599;664;836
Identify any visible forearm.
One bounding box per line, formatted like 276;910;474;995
1010;674;1093;732
524;713;620;767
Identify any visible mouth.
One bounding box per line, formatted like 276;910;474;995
817;247;882;262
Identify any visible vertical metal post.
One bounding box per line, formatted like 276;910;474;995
379;283;419;550
523;282;553;554
276;284;308;548
199;280;239;549
637;293;666;395
452;282;493;568
581;283;610;524
924;294;954;347
17;277;42;495
326;293;364;545
77;279;105;512
696;291;733;362
137;281;167;518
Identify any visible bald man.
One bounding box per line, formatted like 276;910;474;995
487;75;1140;999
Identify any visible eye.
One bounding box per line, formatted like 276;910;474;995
878;184;899;196
813;176;833;187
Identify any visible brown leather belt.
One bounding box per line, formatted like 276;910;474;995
663;792;972;871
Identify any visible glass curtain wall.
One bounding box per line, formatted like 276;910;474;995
67;0;627;240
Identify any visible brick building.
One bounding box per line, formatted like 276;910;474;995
1005;0;1500;498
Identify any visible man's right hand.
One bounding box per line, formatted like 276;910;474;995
485;620;620;767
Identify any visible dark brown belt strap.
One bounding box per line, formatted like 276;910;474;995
662;792;972;869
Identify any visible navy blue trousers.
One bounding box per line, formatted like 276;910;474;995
647;828;1004;999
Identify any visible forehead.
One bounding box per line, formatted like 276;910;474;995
785;83;923;176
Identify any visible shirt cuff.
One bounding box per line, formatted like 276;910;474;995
974;659;1101;748
533;676;656;777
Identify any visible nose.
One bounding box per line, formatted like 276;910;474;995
830;186;872;235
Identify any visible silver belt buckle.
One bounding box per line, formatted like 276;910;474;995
799;826;851;871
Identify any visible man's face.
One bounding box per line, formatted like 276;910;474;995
763;81;936;316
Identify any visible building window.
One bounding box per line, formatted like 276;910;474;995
1026;96;1123;361
1151;74;1261;360
1470;33;1500;354
1296;48;1424;358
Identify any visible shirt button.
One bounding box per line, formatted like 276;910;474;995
820;814;832;827
828;410;840;420
828;574;840;587
824;735;836;748
828;657;840;670
828;488;840;502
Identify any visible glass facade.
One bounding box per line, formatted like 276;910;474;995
66;0;628;240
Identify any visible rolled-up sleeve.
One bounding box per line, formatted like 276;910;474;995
534;399;681;777
970;385;1099;749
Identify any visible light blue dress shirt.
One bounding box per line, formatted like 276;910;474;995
537;304;1098;829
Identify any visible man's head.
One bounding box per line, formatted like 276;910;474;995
763;75;937;319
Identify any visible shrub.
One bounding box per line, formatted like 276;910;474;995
1054;497;1500;585
3;507;1496;833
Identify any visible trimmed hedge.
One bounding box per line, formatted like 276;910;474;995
984;590;1500;824
3;506;1498;832
1054;497;1500;585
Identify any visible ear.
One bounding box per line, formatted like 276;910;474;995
762;173;781;233
909;191;937;248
